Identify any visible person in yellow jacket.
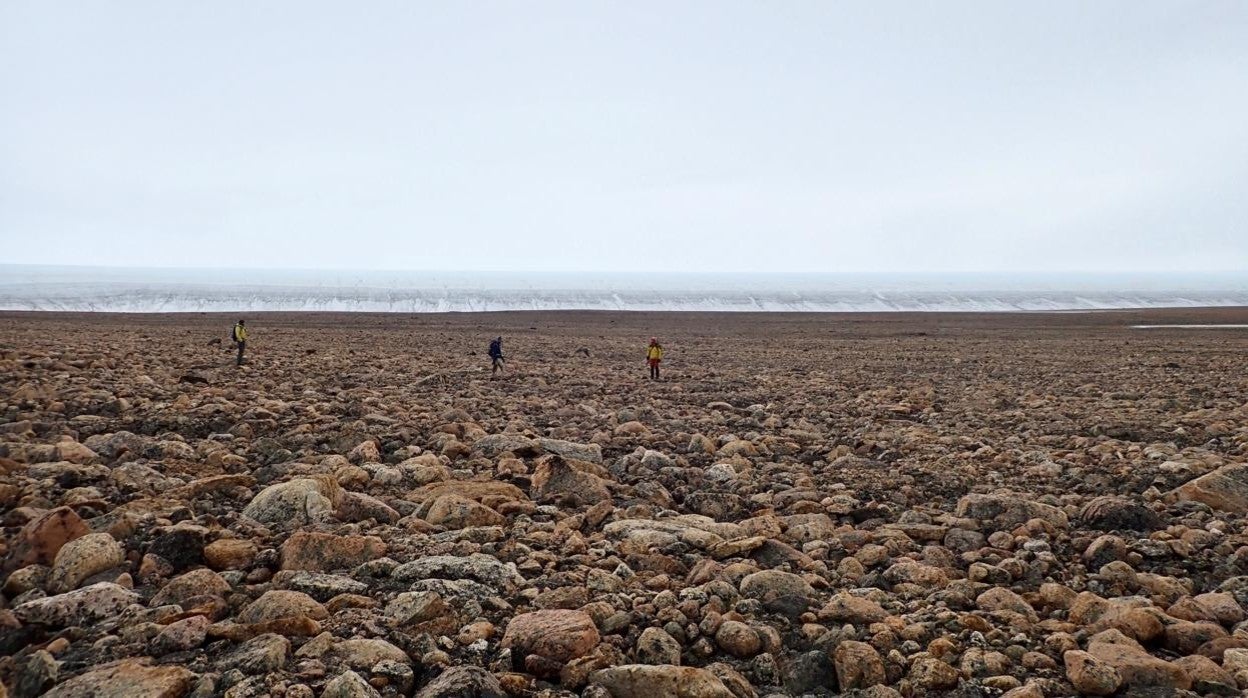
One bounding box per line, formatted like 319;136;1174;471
232;319;248;366
646;337;663;380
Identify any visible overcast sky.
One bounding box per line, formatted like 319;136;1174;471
1;1;1245;273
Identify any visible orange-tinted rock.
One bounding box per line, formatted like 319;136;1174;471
5;507;89;571
279;532;385;572
502;610;600;664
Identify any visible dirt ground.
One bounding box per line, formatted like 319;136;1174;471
2;307;1248;697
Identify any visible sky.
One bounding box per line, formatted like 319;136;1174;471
1;1;1246;274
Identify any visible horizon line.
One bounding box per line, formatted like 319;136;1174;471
4;263;1248;276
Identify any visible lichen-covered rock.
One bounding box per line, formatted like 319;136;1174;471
414;666;506;698
589;665;736;698
47;532;124;593
14;582;138;627
238;590;327;624
242;476;342;527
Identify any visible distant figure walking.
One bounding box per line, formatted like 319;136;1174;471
232;319;248;366
646;337;663;380
489;336;505;375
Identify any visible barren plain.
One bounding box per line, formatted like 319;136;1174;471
2;308;1248;698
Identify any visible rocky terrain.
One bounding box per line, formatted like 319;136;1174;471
1;308;1247;698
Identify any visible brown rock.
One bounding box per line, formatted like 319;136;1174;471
1173;655;1237;695
14;582;138;626
976;587;1037;621
636;627;682;665
151;568;231;607
1166;463;1248;513
238;590;328;624
820;593;889;624
414;666;505;698
955;493;1068;529
1000;685;1044;698
424;493;504;529
279;532;386;571
5;507;89;571
324;637;412;670
530;455;611;506
1063;650;1121;695
714;621;761;658
207;615;322;641
834;640;886;690
1195;592;1245;624
1164;620;1229;655
1087;640;1191;691
204;539;258;570
151;614;210;654
347;440;381;464
908;657;960;690
41;659;193;698
502;610;600;664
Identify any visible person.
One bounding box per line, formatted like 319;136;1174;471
488;336;504;374
232;319;248;366
646;337;663;380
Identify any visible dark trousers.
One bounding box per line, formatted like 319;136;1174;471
649;359;660;379
236;341;246;366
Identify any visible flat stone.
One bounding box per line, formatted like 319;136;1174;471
589;665;735;698
42;660;193;698
392;554;524;591
14;582;138;627
1166;463;1248;513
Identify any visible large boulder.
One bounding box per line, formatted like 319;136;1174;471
242;476;342;527
833;641;886;690
1078;496;1164;531
1166;463;1248;513
472;434;540;457
324;638;412;671
151;568;231;607
955;493;1068;529
530;455;611;507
